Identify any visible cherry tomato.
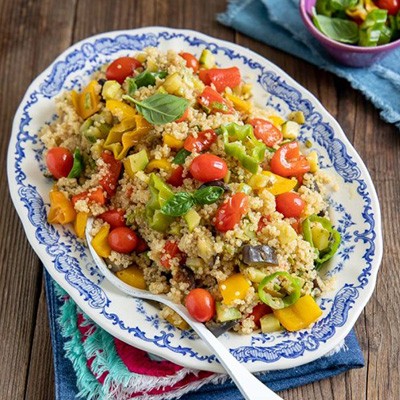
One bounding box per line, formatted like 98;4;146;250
167;165;185;187
248;118;282;147
105;57;142;84
199;67;241;93
270;142;310;177
197;86;234;114
375;0;399;15
275;192;305;218
257;215;271;232
215;192;249;232
185;288;215;322
175;107;189;123
184;129;217;153
71;187;106;206
189;153;228;182
160;241;184;269
250;303;272;328
108;227;138;254
179;52;200;73
100;209;126;229
46;147;73;179
99;151;122;197
135;237;149;253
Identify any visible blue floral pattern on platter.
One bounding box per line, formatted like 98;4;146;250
8;28;382;372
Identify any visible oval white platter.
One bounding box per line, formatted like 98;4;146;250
7;27;382;373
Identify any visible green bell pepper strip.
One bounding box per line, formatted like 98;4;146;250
359;9;388;47
145;173;174;232
302;214;341;269
67;148;83;179
221;123;266;174
258;271;302;310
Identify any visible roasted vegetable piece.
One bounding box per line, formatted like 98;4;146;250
241;245;279;267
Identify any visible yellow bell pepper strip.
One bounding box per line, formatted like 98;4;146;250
146;158;173;173
248;171;297;195
105;99;137;120
47;190;76;225
74;211;89;239
221;122;266;174
71;80;101;120
273;294;323;331
91;225;111;258
104;115;152;160
116;265;146;289
145;173;174;232
302;214;341;269
268;115;285;128
163;134;184;150
219;273;251;305
258;271;302;310
224;93;251;113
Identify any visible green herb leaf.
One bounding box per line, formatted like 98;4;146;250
173;148;191;165
313;11;359;43
161;192;194;217
126;78;138;96
67;148;83;179
193;186;224;205
123;93;189;125
330;0;358;11
127;71;168;96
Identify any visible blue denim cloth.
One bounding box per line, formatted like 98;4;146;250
218;0;400;130
44;271;364;399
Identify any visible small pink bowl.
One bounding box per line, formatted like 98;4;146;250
299;0;400;67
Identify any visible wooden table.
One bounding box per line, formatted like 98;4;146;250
1;1;398;399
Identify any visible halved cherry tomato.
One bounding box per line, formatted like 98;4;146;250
71;187;106;206
108;226;138;254
250;303;272;328
215;192;249;232
275;192;305;218
270;142;310;177
46;147;73;179
135;237;149;253
198;86;234;114
167;165;185;187
375;0;399;15
175;107;189;123
189;153;227;182
105;57;142;84
184;129;217;153
291;219;302;234
179;52;200;73
99;209;126;229
199;67;241;93
160;240;185;269
185;288;215;322
99;151;122;197
248;118;282;147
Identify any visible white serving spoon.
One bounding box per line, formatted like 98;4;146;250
86;219;284;400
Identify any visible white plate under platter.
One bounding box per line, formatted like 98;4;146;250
7;27;382;373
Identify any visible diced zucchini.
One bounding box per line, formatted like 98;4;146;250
216;302;241;323
307;150;319;173
162;72;185;96
184;208;201;232
123;149;149;178
238;183;252;195
199;49;215;69
186;257;205;271
102;80;123;100
260;314;282;333
311;224;330;251
198;236;215;262
243;266;266;283
282;121;300;140
288;111;305;124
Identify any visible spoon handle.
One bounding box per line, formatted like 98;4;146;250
192;321;284;400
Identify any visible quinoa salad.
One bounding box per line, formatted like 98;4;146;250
40;48;341;335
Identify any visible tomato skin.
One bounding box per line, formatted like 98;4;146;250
248;118;282;147
108;227;138;254
184;129;217;153
198;86;234;114
167;165;185;187
250;303;272;328
179;52;200;73
270;142;310;177
100;209;126;229
175;107;189;123
275;192;305;218
160;240;184;269
46;147;73;179
257;215;271;232
135;237;149;253
99;151;122;197
71;187;106;206
375;0;399;15
215;192;249;232
198;69;211;85
199;67;241;93
185;288;216;322
105;57;142;84
189;153;228;182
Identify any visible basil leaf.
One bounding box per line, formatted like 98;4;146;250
173;148;191;165
67;148;83;179
161;192;194;217
123;93;189;125
313;12;359;43
330;0;358;11
126;78;138;96
193;186;224;205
